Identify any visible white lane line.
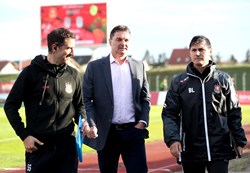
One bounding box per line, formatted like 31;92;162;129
0;137;18;142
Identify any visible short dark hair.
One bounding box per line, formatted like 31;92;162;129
47;28;76;53
189;35;211;49
109;25;131;40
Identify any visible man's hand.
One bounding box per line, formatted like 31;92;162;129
81;120;98;139
82;120;90;137
87;126;98;139
135;122;145;129
23;136;44;153
237;146;244;157
169;141;182;158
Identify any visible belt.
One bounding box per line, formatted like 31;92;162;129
111;122;136;130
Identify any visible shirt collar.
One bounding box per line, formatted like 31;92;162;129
109;54;116;64
109;53;128;64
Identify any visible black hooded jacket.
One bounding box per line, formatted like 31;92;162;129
162;61;247;162
4;55;85;141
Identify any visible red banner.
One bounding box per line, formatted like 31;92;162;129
237;91;250;105
1;81;250;105
0;82;14;93
150;91;250;106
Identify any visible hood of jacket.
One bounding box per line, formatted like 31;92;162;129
31;55;67;77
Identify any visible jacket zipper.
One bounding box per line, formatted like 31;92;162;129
39;74;49;105
201;79;211;161
188;73;212;161
54;77;60;134
179;110;183;163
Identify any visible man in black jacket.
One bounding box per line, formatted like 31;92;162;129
162;35;247;173
4;28;87;173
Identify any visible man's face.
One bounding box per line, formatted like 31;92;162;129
109;30;130;58
190;40;212;67
53;38;75;65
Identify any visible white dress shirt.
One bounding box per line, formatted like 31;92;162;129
110;55;135;124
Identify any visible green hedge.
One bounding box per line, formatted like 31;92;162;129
147;64;250;91
1;64;250;91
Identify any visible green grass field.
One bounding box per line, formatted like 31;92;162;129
0;105;249;169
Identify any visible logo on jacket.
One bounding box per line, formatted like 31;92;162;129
180;76;189;83
65;82;73;93
214;84;221;94
188;88;195;93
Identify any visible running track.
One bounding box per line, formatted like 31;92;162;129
1;124;250;173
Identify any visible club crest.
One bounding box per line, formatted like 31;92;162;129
65;82;73;94
214;83;221;94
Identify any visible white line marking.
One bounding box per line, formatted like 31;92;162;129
3;168;24;170
0;137;18;142
148;163;179;172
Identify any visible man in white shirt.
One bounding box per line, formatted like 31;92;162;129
82;25;151;173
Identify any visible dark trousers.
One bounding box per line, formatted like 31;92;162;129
97;125;148;173
182;160;229;173
25;135;78;173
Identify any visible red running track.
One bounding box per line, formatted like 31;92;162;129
1;124;250;173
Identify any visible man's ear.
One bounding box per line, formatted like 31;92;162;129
209;48;213;57
52;43;58;51
109;39;112;46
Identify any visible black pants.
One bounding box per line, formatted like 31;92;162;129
97;125;148;173
25;135;78;173
182;160;229;173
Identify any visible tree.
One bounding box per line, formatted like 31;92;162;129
142;50;150;61
245;49;250;63
142;50;155;64
229;55;237;64
158;53;168;63
215;53;222;64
